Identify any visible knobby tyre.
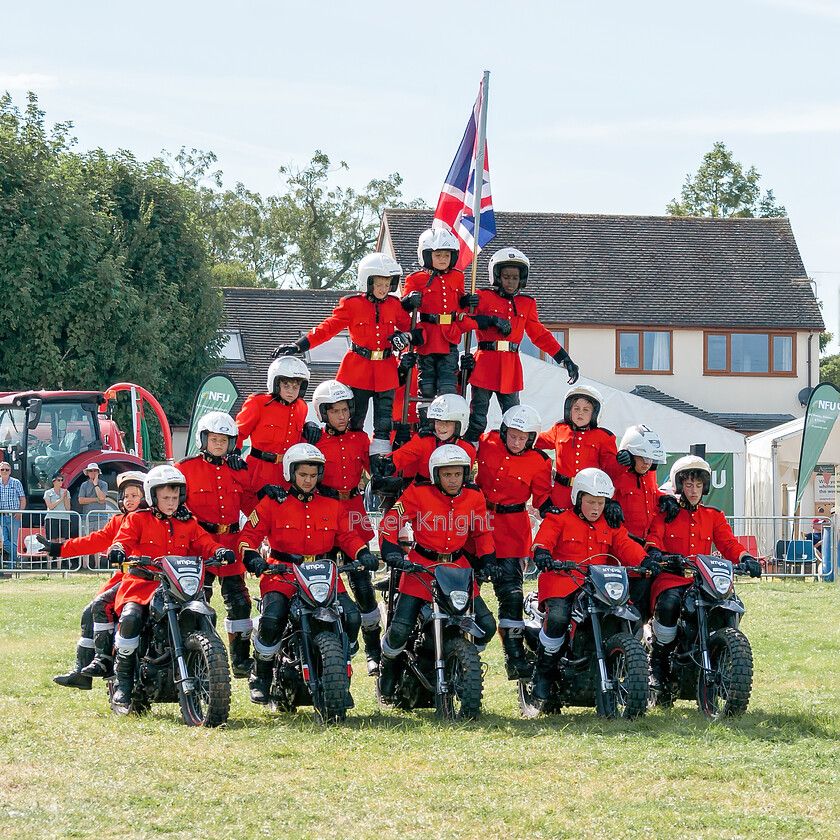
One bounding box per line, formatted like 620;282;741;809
179;631;232;727
696;627;753;719
312;631;350;725
437;637;483;721
596;632;649;720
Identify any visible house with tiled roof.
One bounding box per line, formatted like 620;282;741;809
378;209;824;433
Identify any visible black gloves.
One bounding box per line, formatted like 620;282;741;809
740;555;763;578
302;421;322;445
257;484;287;503
397;352;417;385
356;550;380;572
384;553;413;572
639;554;662;579
392;423;412;449
372;476;404;496
460;353;476;373
213;548;236;566
533;547;554;573
662;554;686;575
603;499;625;529
273;337;310;357
538;499;563;518
460;292;479;309
226;450;247;471
616;449;634;467
400;291;422;311
108;547;127;568
370;454;396;478
553;348;580;383
243;549;270;577
474;314;512;336
174;504;192;522
659;494;681;524
389;331;413;352
35;534;61;557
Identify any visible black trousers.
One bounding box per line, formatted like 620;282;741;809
350;387;395;440
466;387;520;442
417;347;459;399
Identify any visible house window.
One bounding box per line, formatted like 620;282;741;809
220;330;245;362
704;332;795;375
304;331;350;366
520;329;568;365
616;330;672;373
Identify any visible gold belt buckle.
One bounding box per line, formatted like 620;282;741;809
370;350;385;361
497;340;510;351
339;491;351;500
217;523;230;535
302;555;316;562
438;313;452;325
273;452;283;464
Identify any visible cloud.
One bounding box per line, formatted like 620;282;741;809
0;73;59;92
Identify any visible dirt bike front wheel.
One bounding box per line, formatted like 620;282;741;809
311;631;350;725
696;627;753;719
179;631;231;727
596;632;649;720
436;637;483;721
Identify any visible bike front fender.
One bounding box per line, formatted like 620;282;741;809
447;616;484;638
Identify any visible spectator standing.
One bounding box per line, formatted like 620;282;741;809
77;463;109;533
44;473;76;540
0;462;26;568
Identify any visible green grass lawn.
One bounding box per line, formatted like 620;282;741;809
1;576;838;840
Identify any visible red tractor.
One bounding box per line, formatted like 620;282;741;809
0;383;173;512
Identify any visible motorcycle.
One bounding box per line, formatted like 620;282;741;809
260;557;362;725
109;556;231;727
652;554;754;719
519;558;649;720
379;557;485;720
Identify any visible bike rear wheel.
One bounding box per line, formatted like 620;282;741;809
436;637;483;721
696;627;753;719
596;632;649;720
179;631;231;727
312;631;350;725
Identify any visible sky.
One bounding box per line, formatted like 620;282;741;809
3;0;839;346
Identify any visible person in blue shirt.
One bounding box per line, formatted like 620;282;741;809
0;462;26;568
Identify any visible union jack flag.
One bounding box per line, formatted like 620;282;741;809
433;80;495;271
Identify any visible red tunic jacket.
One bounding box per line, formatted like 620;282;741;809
237;491;366;598
647;503;747;603
305;293;411;392
317;428;373;542
533;509;647;602
177;454;257;576
475;431;552;558
112;510;222;612
59;513;128;596
391;434;476;482
611;467;660;542
403;268;467;354
379;481;494;602
461;291;563;394
536;424;619;509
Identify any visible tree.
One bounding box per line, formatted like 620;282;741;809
0;93;222;423
667;142;787;218
820;353;840;390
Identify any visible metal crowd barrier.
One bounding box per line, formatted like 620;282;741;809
0;508;119;575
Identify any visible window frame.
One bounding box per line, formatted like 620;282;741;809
614;329;673;375
519;325;569;364
703;330;797;377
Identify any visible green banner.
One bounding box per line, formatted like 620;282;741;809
795;382;840;510
655;452;735;516
185;374;240;458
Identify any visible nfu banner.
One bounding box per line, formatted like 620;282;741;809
185;374;240;458
656;453;734;516
795;382;840;511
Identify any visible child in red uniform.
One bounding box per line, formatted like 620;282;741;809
646;455;761;702
273;253;422;458
235;356;319;493
536;384;621;516
237;443;378;705
460;248;579;443
529;468;659;702
475;405;553;679
177;411;257;678
44;471;148;688
108;466;234;706
377;445;498;699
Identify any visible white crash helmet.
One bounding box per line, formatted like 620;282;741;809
282;443;326;484
563;384;603;428
670;454;712;496
570;467;615;506
619;424;665;465
195;411;238;455
417;227;460;270
427;394;470;438
428;444;472;490
267;356;310;401
144;465;187;508
357;252;402;294
500;404;541;450
489;247;530;290
311;380;355;423
116;470;146;491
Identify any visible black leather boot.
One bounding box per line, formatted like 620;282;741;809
377;653;400;699
53;644;94;690
531;644;560;702
112;651;136;706
81;631;114;678
649;639;676;706
499;627;531;680
248;657;273;705
228;632;254;679
362;626;382;676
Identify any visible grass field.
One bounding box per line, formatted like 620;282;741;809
1;575;839;840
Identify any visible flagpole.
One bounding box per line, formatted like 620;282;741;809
460;70;490;393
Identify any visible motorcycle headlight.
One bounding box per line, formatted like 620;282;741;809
712;574;732;595
309;582;331;603
604;581;626;602
181;575;201;597
449;590;469;611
